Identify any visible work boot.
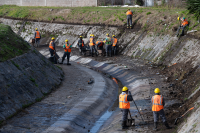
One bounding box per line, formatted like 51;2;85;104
105;53;108;57
127;25;129;29
153;122;158;131
121;121;129;129
130;26;132;29
67;59;71;65
164;122;172;129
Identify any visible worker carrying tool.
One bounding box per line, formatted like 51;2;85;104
34;28;41;47
152;88;172;131
77;36;85;55
105;33;112;57
89;34;97;57
112;35;118;56
61;39;72;65
126;9;133;29
49;37;57;64
96;41;104;56
176;17;189;37
119;86;133;129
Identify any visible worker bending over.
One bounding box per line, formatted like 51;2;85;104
61;39;72;65
152;88;172;131
126;9;133;29
89;34;97;57
105;33;112;57
77;36;85;55
49;37;57;64
96;41;104;56
34;28;41;47
119;86;133;129
112;35;118;56
176;17;189;37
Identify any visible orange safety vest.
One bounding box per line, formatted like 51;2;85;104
35;31;40;38
64;44;72;53
119;94;130;109
96;41;104;47
182;19;189;26
49;41;54;50
126;11;133;16
80;40;84;47
112;38;117;46
89;38;95;46
152;95;164;111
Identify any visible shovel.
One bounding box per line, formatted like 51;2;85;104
127;109;135;126
174;107;194;125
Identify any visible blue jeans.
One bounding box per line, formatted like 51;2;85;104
127;15;132;26
176;25;188;35
153;109;167;122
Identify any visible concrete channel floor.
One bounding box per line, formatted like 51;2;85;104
0;62;118;133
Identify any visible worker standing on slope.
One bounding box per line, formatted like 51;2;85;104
126;9;133;29
152;88;172;131
49;37;57;64
119;86;133;129
77;36;85;55
34;28;41;47
96;41;104;56
89;34;97;57
105;33;112;57
61;39;72;65
176;17;189;37
112;35;118;56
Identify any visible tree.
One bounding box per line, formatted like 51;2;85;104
187;0;200;20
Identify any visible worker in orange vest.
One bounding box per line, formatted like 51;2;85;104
34;28;41;47
126;9;133;29
96;41;104;56
61;39;72;65
152;88;172;131
49;37;57;64
119;86;133;129
77;36;85;55
176;17;189;37
89;34;97;57
112;35;118;56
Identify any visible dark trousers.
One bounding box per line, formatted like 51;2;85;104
79;46;83;55
176;24;188;35
35;38;40;47
112;46;117;55
121;109;129;121
97;46;103;50
106;45;112;54
90;45;97;56
153;109;167;123
62;52;70;63
127;15;132;26
49;48;56;64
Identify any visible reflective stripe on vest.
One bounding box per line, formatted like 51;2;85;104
49;41;54;50
65;44;71;52
113;38;117;46
182;20;189;26
36;31;40;38
152;95;164;111
119;94;130;109
79;40;84;47
106;37;111;45
126;11;133;16
89;38;95;46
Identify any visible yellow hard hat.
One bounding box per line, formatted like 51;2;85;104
65;39;68;42
177;17;180;21
90;34;93;36
35;28;38;30
80;36;82;38
112;35;115;37
106;33;109;36
92;34;94;37
154;88;160;93
122;86;128;92
51;37;55;40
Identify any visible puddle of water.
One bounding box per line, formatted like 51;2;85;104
89;110;113;133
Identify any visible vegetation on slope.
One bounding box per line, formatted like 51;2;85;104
0;24;30;62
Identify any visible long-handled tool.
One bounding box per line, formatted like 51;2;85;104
132;98;146;124
174;107;194;125
127;109;135;126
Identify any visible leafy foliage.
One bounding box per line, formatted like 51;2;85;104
187;0;200;20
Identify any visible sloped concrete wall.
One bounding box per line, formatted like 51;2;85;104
0;49;63;122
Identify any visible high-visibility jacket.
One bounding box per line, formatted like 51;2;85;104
89;37;95;46
119;94;130;109
105;37;111;45
79;40;84;47
126;11;133;16
96;41;104;47
112;38;118;46
49;41;54;50
64;44;72;53
152;95;164;111
182;19;189;26
35;31;40;38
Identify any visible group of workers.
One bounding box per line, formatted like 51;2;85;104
119;87;172;130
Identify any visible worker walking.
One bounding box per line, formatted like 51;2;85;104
96;41;104;56
112;35;118;56
126;9;133;29
61;39;72;65
152;88;172;131
105;33;112;57
77;36;85;55
176;17;189;37
119;86;133;129
49;37;57;64
89;34;97;57
34;28;41;47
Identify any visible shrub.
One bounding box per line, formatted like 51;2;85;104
187;0;200;20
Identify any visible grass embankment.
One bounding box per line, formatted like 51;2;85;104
0;5;199;36
0;24;30;62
